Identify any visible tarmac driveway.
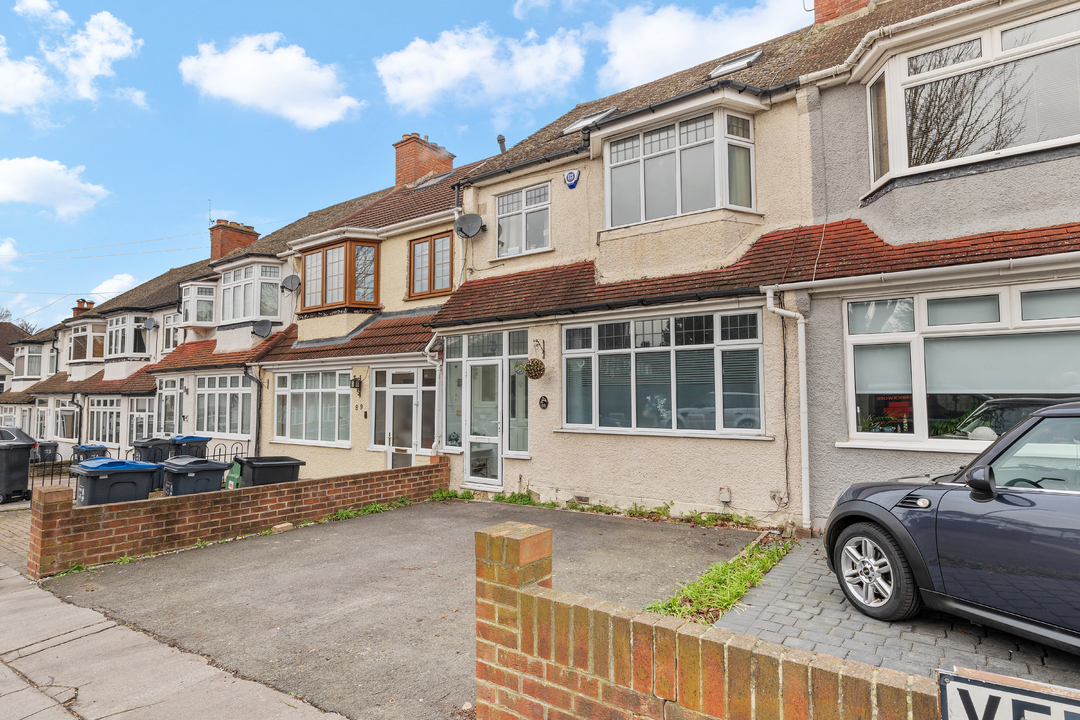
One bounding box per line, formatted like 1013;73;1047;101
44;500;758;720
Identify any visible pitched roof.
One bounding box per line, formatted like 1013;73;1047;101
328;160;489;231
431;220;1080;326
0;323;29;361
0;390;34;404
262;315;435;364
147;330;290;373
16;323;63;345
470;0;970;179
24;367;157;396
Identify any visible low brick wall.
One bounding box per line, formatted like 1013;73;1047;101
475;521;939;720
27;457;449;579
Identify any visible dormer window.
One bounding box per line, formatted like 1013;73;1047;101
868;4;1080;184
106;316;149;357
180;284;216;326
221;264;280;323
13;346;41;378
69;324;105;361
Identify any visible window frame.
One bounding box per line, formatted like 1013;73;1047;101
495;183;552;258
272;369;352;448
220;263;282;323
180;283;217;327
106;315;149;358
300;241;380;313
843;279;1080;449
13;346;42;379
408;233;454;299
87;397;121;447
162;313;181;353
67;324;105;362
54;399;77;441
604;108;756;230
867;2;1080;190
195;373;254;438
561;309;765;437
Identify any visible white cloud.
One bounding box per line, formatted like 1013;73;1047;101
43;11;142;101
0;157;109;218
597;2;808;91
179;33;362;130
0;238;18;270
90;273;138;300
113;86;146;109
512;0;551;19
376;24;584;120
13;0;71;28
0;36;53;113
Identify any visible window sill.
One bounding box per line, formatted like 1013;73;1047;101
601;206;763;240
489;247;555;263
554;427;773;440
440;446;464;454
835;438;990;454
504;453;531;460
270;438;351;450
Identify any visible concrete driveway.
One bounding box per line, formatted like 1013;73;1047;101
43;500;758;720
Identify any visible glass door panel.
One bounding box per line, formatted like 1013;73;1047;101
467;362;501;486
388;391;415;468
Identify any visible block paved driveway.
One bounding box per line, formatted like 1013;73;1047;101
41;501;757;720
716;539;1080;685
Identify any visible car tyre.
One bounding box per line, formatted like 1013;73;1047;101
833;522;922;622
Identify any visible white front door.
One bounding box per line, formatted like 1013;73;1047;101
387;390;415;469
466;361;502;489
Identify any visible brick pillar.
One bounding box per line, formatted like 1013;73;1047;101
27;485;73;580
475;522;553;720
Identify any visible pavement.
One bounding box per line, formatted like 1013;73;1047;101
715;538;1080;686
28;501;758;720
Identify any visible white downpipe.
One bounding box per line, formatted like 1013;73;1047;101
423;333;443;452
763;287;811;529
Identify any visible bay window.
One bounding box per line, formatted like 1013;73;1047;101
221;264;281;322
869;4;1080;183
87;398;121;445
13;346;41;378
106;316;148;357
181;285;215;326
497;184;550;256
410;235;452;297
196;374;253;436
563;311;763;434
69;324;105;361
846;283;1080;444
301;242;378;312
607;109;754;228
274;371;351;445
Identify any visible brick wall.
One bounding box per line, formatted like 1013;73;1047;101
475;521;940;720
393;133;454;186
27;457;448;579
814;0;871;25
210;219;260;260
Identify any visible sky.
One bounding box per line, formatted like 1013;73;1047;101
0;0;810;329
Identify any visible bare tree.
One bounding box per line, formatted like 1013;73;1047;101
0;306;37;335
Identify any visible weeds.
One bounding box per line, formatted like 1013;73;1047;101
626;501;673;520
356;502;391;515
647;538;795;624
431;488;474;501
492;492;558;508
564;500;620;514
681;511;757;529
57;562;87;577
113;555;135;565
327;506;361;521
193;539;211;548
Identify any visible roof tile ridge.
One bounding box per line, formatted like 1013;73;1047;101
250;327;293;364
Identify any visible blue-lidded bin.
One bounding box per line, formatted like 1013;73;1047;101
170;435;210;458
70;458;159;506
72;444;108;463
162;456;229;496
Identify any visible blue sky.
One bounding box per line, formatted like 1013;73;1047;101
0;0;809;328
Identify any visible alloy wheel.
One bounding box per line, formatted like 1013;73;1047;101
840;536;894;608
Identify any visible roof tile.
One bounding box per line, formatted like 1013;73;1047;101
263;316;434;363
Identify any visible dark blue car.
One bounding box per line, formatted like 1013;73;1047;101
825;402;1080;654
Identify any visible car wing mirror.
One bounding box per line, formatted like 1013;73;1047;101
966;465;997;502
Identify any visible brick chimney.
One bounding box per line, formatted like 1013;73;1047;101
71;299;95;317
392;133;454;187
210;220;260;261
815;0;873;24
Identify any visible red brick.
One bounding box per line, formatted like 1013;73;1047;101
677;623;707;711
781;647;813;720
521;677;573;711
632;613;658;695
610;608;633;687
653;616;683;701
601;681;664;719
497;687;544;720
876;667;910;720
810;654;843;720
726;634;756;720
754;641;784;720
842;661;873;720
573;694;631;720
572;602;591;671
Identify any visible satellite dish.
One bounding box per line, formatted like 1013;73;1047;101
251;319;272;338
142;317;159;331
454;213;484;239
281;274;301;293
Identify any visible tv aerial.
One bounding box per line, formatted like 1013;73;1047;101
454;214;485;239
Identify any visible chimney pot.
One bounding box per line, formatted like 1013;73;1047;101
393;133;455;187
210;219;261;261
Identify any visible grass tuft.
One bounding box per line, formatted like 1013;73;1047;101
57;562;87;577
113;555;135;565
492;492;558;508
647;538;795;624
431;488;474;501
626;501;673;520
681;511;758;529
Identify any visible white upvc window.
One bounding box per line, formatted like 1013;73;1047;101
844;280;1080;447
162;313;181;352
68;323;105;361
128;397;155;442
48;348;57;375
155;378;183;435
868;2;1080;186
195;374;253;436
87;397;121;446
180;284;216;326
273;371;351;446
0;406;14;427
54;399;77;441
13;346;41;378
562;310;763;435
606;108;754;228
221;264;280;323
106;316;148;357
496;184;550;257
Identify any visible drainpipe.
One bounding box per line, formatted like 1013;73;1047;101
763;287;810;529
423;333;443;451
242;365;262;458
69;393;84;447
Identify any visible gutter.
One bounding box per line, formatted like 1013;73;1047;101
762;287;810;530
427;286;761;329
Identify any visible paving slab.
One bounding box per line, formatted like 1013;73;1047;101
42;500;757;720
715;538;1080;683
